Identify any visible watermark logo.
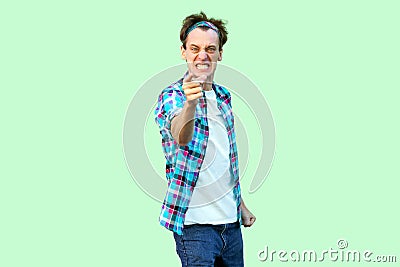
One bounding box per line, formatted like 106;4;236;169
123;63;275;202
337;239;348;249
258;239;397;263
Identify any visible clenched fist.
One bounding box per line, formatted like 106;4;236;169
182;73;206;103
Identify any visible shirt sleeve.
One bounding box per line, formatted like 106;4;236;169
154;88;185;138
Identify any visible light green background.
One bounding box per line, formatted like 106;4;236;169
1;0;399;266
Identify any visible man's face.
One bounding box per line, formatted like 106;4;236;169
181;27;223;80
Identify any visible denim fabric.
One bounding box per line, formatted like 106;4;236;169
173;221;244;266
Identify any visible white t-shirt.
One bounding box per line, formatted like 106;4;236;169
184;89;237;225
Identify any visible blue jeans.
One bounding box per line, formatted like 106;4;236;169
173;221;244;267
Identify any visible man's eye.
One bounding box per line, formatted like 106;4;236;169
191;47;199;52
206;47;216;53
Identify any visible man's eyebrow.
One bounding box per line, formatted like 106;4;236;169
188;44;217;48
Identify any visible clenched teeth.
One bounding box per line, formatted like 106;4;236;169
196;64;209;70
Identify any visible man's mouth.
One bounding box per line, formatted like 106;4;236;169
195;63;210;70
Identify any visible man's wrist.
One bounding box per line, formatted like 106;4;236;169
185;100;198;109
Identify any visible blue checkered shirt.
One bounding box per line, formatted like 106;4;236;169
154;76;242;235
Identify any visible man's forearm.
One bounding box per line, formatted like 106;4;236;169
240;198;248;210
240;198;244;205
171;101;197;146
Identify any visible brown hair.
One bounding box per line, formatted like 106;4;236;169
180;11;228;51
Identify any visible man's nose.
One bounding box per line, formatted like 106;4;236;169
197;51;208;60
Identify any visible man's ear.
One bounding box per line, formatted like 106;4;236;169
218;49;223;61
180;45;187;60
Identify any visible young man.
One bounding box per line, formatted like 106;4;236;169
154;12;256;266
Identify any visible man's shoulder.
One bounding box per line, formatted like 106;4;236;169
161;78;184;95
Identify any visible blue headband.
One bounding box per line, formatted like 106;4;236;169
183;21;220;40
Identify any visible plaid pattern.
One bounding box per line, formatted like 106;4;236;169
154;76;242;235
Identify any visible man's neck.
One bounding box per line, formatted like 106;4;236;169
203;83;213;91
203;73;214;91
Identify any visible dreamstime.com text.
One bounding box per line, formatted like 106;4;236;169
258;239;397;263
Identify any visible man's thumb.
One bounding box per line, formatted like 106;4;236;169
183;72;193;83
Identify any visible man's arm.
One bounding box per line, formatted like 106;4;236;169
171;73;203;146
241;198;256;227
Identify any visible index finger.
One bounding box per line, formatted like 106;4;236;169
183;72;193;83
